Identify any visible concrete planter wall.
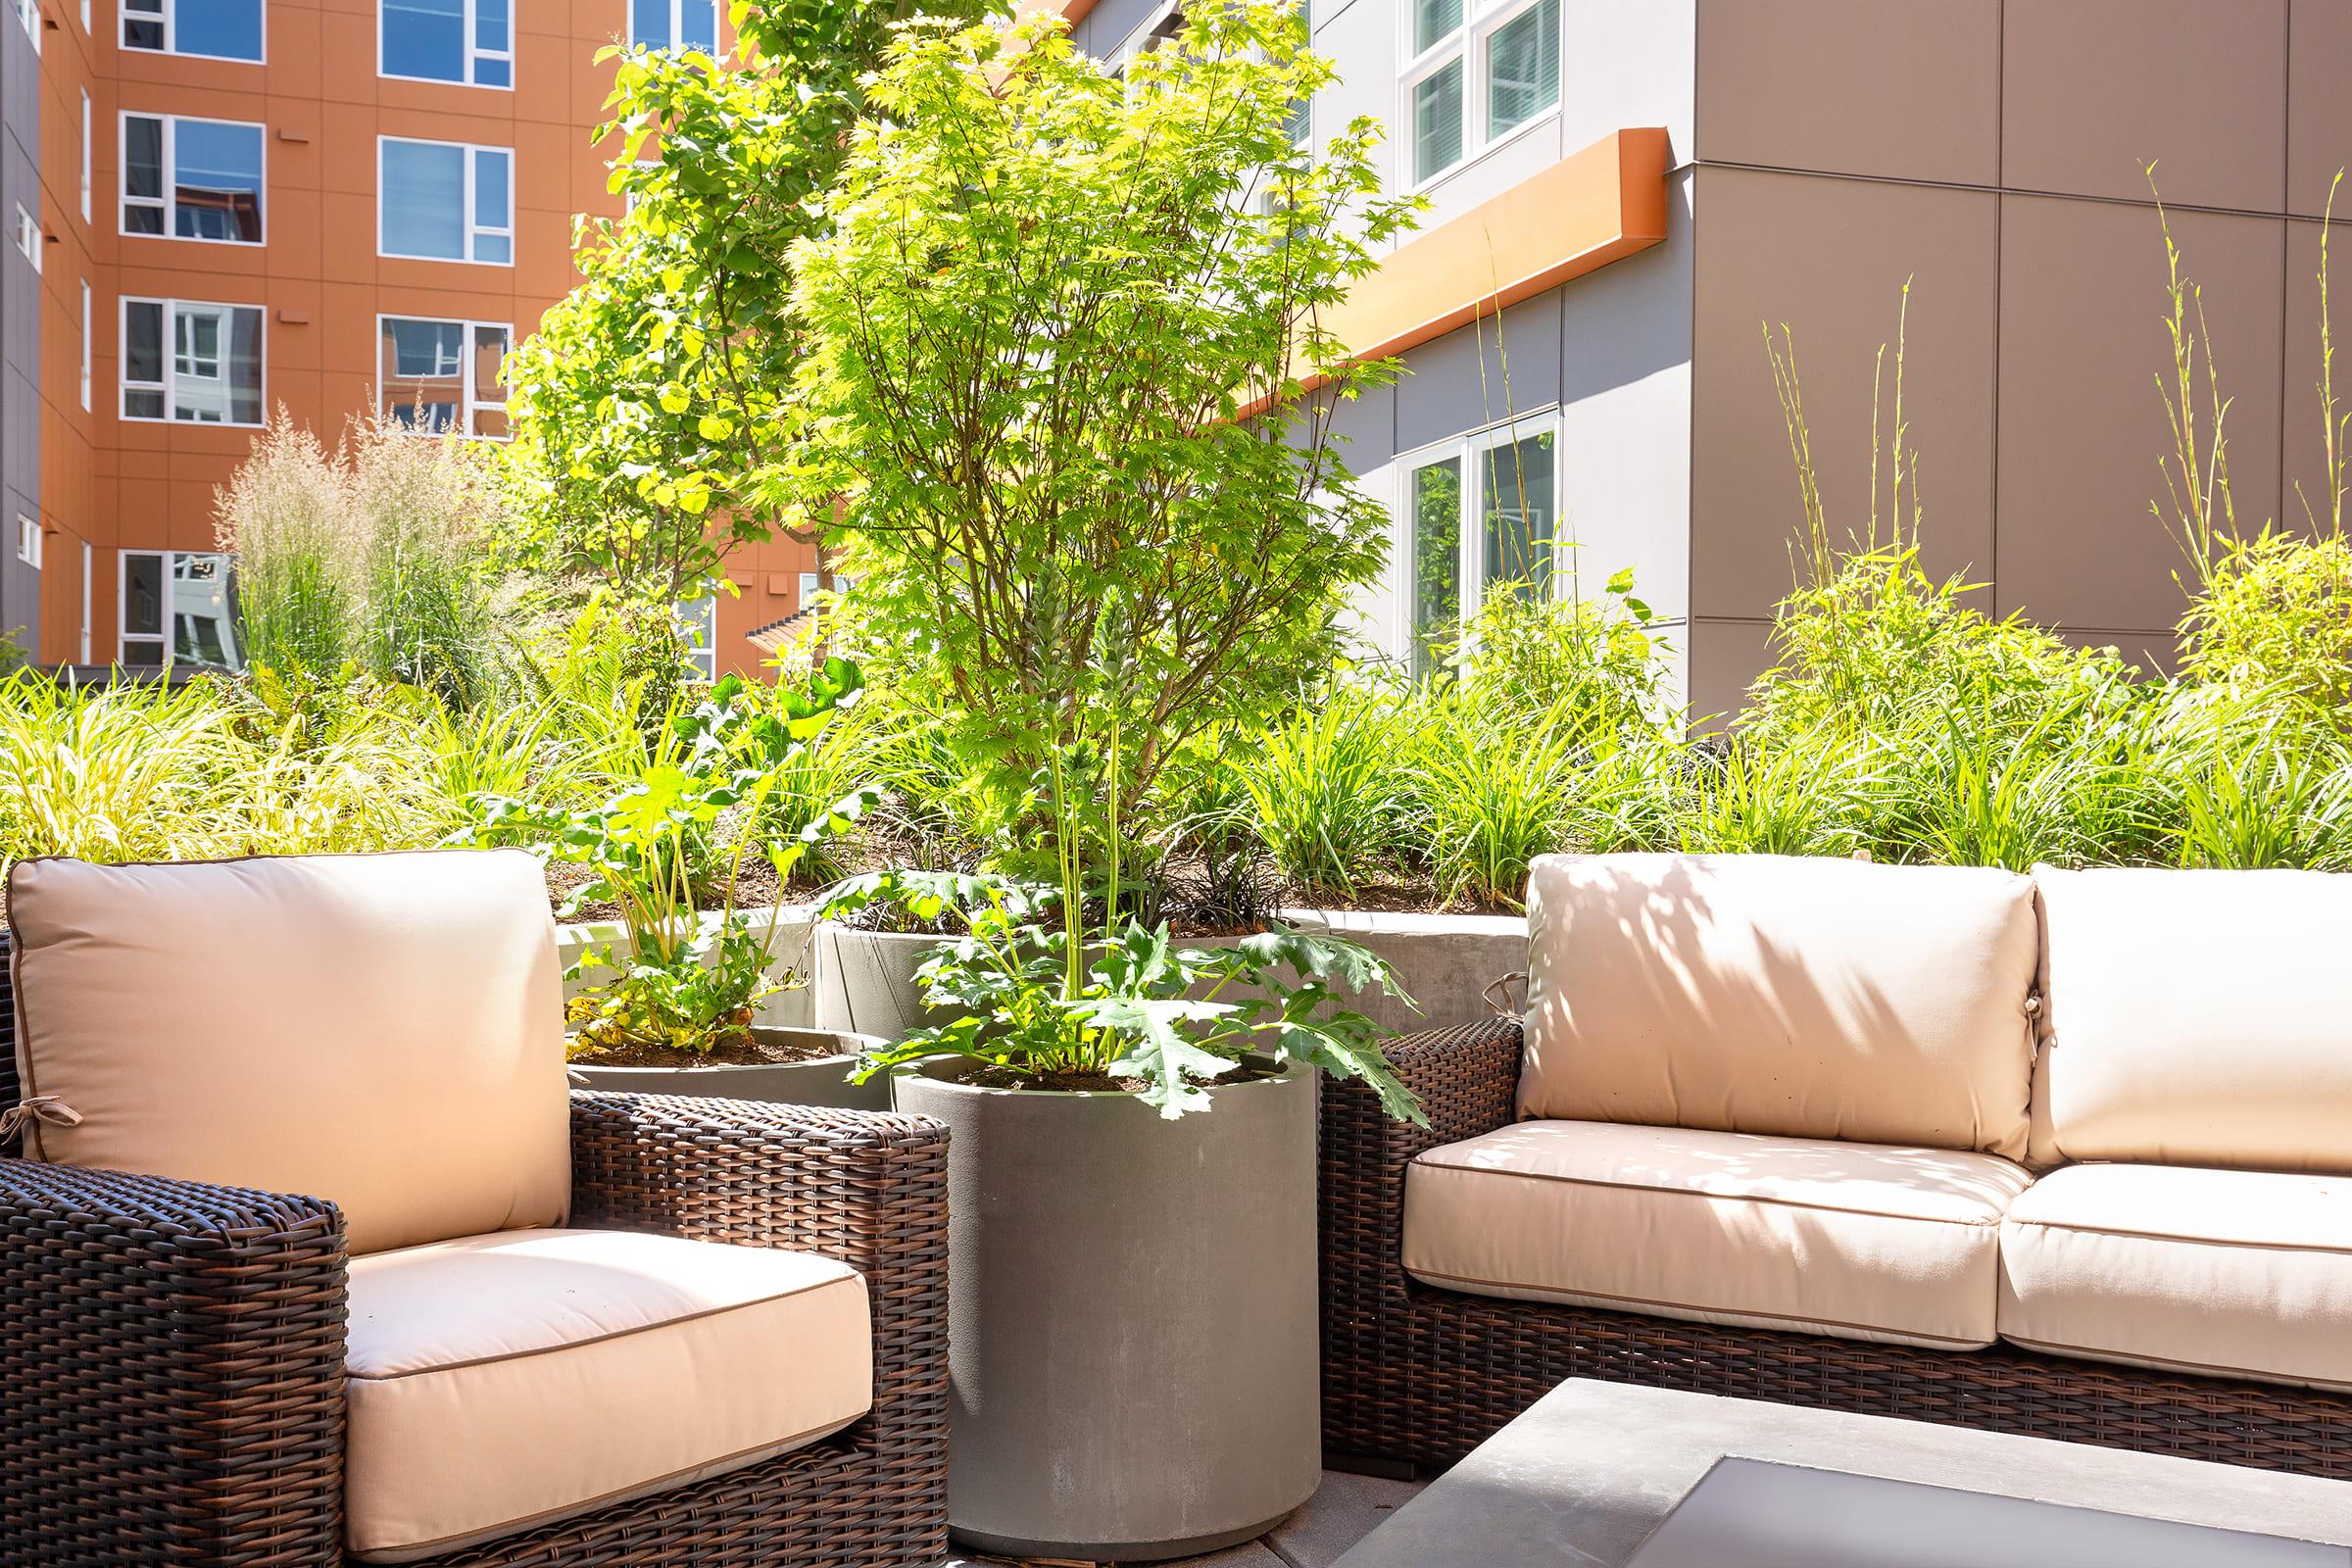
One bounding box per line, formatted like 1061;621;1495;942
558;904;822;1029
894;1062;1320;1562
812;909;1529;1044
567;1026;888;1110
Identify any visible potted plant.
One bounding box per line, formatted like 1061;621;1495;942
478;663;886;1107
779;4;1427;1555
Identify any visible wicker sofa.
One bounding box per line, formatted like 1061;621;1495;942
0;852;949;1568
1322;852;2352;1479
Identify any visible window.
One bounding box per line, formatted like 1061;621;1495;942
378;316;510;437
78;279;90;411
121;113;266;243
1400;416;1557;675
630;0;715;52
120;550;240;667
15;516;40;570
381;0;511;87
675;594;717;680
379;138;512;264
77;0;85;31
79;541;91;663
1402;0;1558;185
13;0;38;54
78;90;90;222
122;298;265;425
122;0;263;60
13;204;39;271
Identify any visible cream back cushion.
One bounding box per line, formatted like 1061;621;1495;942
9;851;569;1254
1521;854;2040;1157
2030;864;2352;1172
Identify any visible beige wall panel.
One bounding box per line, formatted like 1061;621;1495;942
1695;0;1998;185
1687;617;1775;730
1691;167;1998;624
1994;194;2284;634
2288;0;2352;219
2002;0;2285;212
2279;216;2351;535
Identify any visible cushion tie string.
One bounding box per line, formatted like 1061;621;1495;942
0;1095;82;1147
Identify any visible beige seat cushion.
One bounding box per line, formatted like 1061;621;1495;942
1402;1120;2034;1349
7;851;569;1254
2031;864;2352;1172
1998;1163;2352;1392
1523;854;2040;1158
344;1227;872;1563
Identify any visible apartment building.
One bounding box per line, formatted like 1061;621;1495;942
0;0;812;675
1062;0;2352;716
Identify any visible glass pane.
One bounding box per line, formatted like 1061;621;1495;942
472;148;510;233
1412;58;1464;182
631;0;668;48
1413;0;1461;53
382;0;465;81
474;0;508;52
474;55;510;87
1486;0;1560;139
121;639;166;666
177;0;263;61
471;406;510;440
679;0;716;52
122;0;162;50
471;323;510;402
124;116;163;199
223;307;264;423
124;388;166;418
172;119;265;243
380;140;466;260
1409;457;1462;679
123;205;164;234
123;300;164;384
123;553;164;636
172;555;239;665
472;231;511;265
1482;431;1555;594
381;318;464;425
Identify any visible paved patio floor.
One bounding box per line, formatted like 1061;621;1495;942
946;1469;1426;1568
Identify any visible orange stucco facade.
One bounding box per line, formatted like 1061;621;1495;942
24;0;811;675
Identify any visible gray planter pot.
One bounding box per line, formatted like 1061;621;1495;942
566;1026;889;1110
895;1061;1320;1562
812;925;955;1042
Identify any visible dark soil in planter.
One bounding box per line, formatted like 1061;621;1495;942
958;1061;1282;1095
568;1031;846;1069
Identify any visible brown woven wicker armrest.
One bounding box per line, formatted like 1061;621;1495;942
0;1157;348;1567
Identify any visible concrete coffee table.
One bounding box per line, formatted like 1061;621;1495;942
1333;1380;2352;1567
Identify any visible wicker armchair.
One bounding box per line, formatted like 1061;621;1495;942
0;926;950;1568
1319;1015;2352;1480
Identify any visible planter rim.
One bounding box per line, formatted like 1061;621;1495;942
899;1055;1305;1102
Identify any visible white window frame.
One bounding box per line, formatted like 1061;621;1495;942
1397;0;1561;192
629;0;719;54
15;515;41;570
374;314;512;438
1391;408;1563;658
675;593;718;680
78;540;91;662
78;278;90;411
77;0;85;31
14;204;40;271
119;296;267;427
78;89;90;222
376;137;513;266
13;0;39;54
119;0;265;62
119;111;268;246
378;0;514;89
118;549;240;667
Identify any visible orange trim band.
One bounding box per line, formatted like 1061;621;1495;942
1244;126;1672;417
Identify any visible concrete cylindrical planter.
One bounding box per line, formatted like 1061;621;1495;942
895;1061;1320;1562
812;925;954;1042
567;1026;890;1110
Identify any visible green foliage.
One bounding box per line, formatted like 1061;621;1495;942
1441;564;1668;740
1235;687;1415;901
506;0;986;609
217;410;518;709
789;1;1420;858
822;869;1422;1123
476;663;878;1056
2180;532;2352;714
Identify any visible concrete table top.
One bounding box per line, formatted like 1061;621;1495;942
1332;1380;2352;1568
